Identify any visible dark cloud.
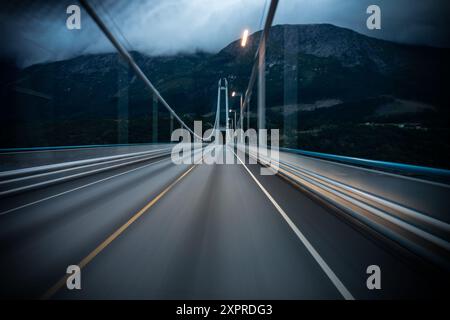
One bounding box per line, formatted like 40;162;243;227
1;0;449;67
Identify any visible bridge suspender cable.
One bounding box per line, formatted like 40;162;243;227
79;0;219;141
241;0;279;116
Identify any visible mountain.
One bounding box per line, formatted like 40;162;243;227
1;24;449;168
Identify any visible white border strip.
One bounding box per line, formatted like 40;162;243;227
231;147;355;300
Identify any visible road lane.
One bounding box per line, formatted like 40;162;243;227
232;148;353;300
243;161;449;299
0;156;191;299
55;147;343;299
0;146;447;299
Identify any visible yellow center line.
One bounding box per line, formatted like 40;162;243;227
41;163;198;300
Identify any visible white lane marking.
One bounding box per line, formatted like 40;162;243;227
230;147;355;300
0;157;172;216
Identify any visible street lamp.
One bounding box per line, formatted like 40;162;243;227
241;29;249;47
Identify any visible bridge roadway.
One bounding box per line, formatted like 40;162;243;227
0;145;447;299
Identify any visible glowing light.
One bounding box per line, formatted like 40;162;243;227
232;91;236;97
241;29;249;47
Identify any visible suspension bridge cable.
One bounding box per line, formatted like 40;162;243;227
241;0;279;115
236;0;269;130
258;0;269;30
237;0;269;129
94;0;220;139
94;0;134;52
79;0;219;141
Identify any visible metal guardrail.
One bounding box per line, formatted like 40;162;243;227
0;148;174;198
281;147;450;182
0;143;169;154
239;144;450;271
0;147;173;180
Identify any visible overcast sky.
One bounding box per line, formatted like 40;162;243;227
1;0;449;67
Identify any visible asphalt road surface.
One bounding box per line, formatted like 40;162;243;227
0;146;447;299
